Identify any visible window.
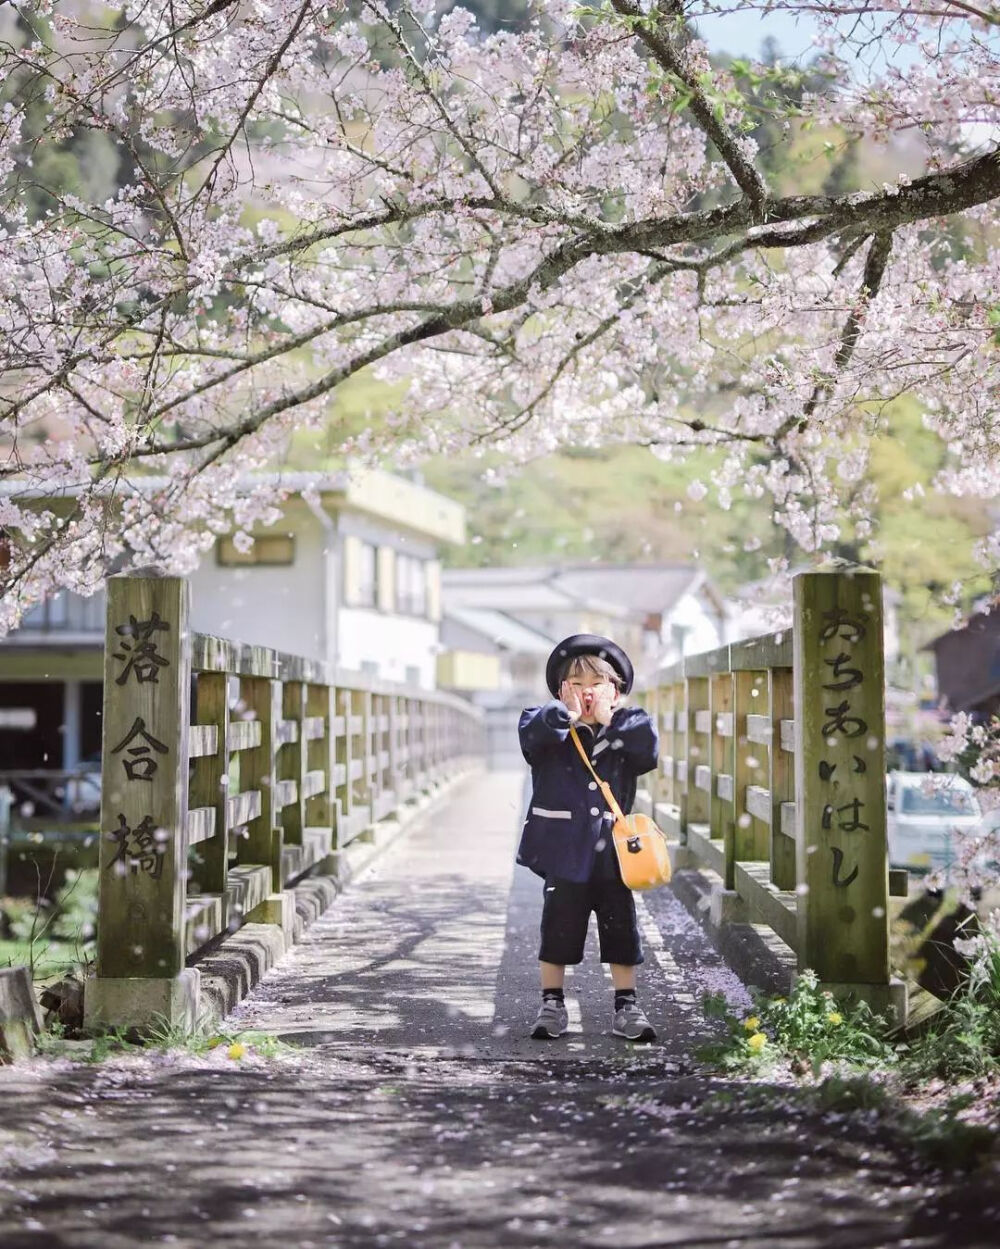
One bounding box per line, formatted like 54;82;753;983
358;542;377;608
343;536;379;608
900;785;978;816
395;554;427;616
217;533;296;567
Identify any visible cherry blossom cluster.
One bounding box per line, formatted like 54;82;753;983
0;0;997;627
936;712;1000;789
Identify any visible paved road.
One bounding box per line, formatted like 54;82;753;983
1;771;998;1248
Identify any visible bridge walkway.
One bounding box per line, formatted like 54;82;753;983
229;770;740;1059
0;772;995;1247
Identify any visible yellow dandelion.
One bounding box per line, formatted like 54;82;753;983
743;1015;761;1032
747;1032;767;1054
827;1011;843;1027
227;1042;247;1060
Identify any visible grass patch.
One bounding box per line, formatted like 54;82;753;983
691;1073;996;1172
0;937;84;984
37;1017;293;1065
698;969;896;1076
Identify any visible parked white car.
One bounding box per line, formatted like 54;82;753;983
886;771;982;875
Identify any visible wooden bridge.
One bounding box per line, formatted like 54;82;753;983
84;567;905;1034
9;567;990;1249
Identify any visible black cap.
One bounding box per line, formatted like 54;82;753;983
545;634;634;697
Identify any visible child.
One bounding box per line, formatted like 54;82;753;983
517;634;660;1042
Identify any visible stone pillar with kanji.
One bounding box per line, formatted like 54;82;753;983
792;570;905;1023
84;574;199;1033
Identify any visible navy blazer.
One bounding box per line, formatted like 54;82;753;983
517;700;659;883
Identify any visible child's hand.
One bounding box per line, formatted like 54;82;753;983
559;680;583;722
592;683;617;726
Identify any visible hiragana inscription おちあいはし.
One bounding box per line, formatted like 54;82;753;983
794;574;889;989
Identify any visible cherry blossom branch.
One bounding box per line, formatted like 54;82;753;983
779;229;895;439
7;145;992;462
364;0;503;200
610;0;769;219
189;0;316;204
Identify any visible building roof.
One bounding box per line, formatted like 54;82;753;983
0;466;465;545
553;565;704;614
926;608;1000;651
442;579;610;614
443;562;714;619
443;607;554;655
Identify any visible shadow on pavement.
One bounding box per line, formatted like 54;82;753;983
1;1048;998;1249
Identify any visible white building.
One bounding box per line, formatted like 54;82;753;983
442;562;729;682
439;562;729;768
0;468;465;780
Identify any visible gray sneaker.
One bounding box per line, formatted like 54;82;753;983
531;997;568;1039
612;1001;656;1043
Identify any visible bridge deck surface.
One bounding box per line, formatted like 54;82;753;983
229;770;738;1060
1;771;997;1247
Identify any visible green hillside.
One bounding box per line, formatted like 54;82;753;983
420;395;992;646
284;370;991;644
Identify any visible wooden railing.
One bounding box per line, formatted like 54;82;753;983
636;570;905;1016
85;574;485;1031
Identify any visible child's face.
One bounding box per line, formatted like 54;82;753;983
565;673;618;722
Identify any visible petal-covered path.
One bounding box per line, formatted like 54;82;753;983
1;772;998;1248
227;771;745;1060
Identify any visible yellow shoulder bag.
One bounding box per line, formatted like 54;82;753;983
569;726;672;891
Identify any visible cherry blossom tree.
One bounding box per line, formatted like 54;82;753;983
0;0;997;630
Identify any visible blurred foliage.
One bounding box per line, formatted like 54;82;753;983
0;8;123;222
420;393;992;645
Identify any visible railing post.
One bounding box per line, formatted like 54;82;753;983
336;685;354;840
358;687;375;829
411;696;426;783
85;574;199;1033
306;681;336;852
661;680;678;809
732;667;769;866
769;665;796;891
189;671;231;930
237;670;282;891
280;678;306;849
684;672;709;830
793;570;898;1016
709;662;734;887
640;684;659;804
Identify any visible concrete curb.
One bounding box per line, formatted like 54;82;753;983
668;866;798;999
193;767;483;1030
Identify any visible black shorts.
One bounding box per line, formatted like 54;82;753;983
538;875;644;967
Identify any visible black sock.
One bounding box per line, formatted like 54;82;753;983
542;987;564;1003
614;988;637;1012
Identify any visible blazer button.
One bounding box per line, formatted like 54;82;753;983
588;781;597;790
590;807;600;816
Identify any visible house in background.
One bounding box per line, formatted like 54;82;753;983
442;562;729;679
0;468;465;787
927;608;1000;720
438;562;729;767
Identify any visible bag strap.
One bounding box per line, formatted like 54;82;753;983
568;725;627;825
